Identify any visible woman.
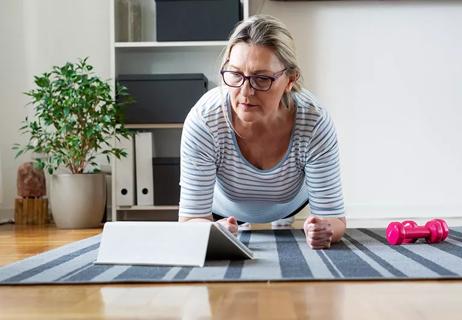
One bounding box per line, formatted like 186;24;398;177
178;15;346;249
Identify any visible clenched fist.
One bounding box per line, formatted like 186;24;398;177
216;216;239;236
303;216;334;249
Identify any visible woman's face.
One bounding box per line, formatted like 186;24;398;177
224;42;294;125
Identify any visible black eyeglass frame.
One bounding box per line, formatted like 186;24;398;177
220;68;287;92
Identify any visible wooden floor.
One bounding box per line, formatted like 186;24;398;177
1;221;462;320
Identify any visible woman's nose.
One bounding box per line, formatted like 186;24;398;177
240;78;255;96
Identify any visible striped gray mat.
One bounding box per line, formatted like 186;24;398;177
2;227;462;284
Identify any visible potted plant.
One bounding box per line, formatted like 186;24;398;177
14;57;132;228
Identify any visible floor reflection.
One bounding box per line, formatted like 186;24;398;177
207;282;345;320
100;285;211;319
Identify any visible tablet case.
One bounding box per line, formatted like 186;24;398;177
96;221;253;267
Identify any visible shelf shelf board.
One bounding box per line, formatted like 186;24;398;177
117;205;179;211
115;41;227;48
125;123;183;129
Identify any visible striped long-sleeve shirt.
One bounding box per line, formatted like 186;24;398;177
179;86;345;223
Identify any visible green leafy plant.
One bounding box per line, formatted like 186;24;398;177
14;57;132;174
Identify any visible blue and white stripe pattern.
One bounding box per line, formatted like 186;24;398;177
179;87;344;223
2;227;462;284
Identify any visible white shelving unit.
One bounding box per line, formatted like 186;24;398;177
110;0;249;221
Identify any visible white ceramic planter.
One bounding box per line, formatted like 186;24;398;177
50;173;106;229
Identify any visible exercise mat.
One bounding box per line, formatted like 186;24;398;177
1;227;462;284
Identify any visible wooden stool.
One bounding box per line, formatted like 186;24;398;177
14;197;49;225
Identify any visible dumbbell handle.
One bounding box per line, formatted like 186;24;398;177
404;226;431;239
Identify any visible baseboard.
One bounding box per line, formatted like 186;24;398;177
3;203;461;224
0;208;14;224
295;204;462;220
344;204;462;219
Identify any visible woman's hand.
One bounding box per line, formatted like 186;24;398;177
216;216;239;236
303;216;334;249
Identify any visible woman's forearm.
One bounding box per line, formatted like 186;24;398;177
178;216;213;223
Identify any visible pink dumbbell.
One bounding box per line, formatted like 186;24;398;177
386;219;449;245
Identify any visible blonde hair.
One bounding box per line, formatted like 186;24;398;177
220;14;302;109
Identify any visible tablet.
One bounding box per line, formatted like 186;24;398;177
96;221;253;267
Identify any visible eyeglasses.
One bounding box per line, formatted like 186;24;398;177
220;68;287;92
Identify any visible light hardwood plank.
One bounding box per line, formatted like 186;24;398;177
0;224;101;266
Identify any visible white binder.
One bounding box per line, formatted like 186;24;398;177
115;135;135;206
135;132;154;205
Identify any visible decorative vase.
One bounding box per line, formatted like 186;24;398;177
50;173;106;229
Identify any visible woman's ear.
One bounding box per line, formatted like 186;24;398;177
285;72;299;93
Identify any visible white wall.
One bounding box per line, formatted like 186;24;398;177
1;0;461;221
254;0;462;218
0;0;27;220
0;0;111;221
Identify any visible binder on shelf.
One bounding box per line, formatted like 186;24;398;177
135;132;154;206
152;157;180;205
115;135;135;206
